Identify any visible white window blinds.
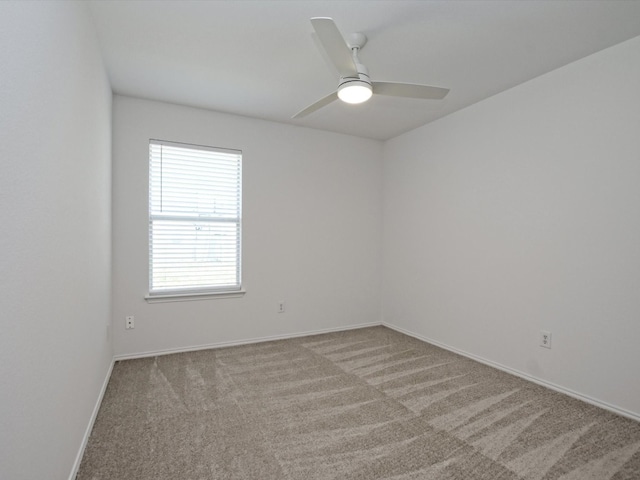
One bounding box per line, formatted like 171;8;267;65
149;140;242;296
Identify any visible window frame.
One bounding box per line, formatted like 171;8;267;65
145;139;245;303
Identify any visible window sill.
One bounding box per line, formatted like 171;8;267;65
145;289;246;303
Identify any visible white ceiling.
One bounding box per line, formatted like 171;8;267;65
88;0;640;140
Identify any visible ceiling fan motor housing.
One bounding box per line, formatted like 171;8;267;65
338;63;372;104
339;63;371;86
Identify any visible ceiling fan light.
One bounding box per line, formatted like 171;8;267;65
337;80;372;104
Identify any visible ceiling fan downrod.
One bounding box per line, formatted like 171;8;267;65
338;34;372;104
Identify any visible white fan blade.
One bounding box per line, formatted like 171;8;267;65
373;81;450;100
292;91;338;119
311;32;341;77
310;17;358;78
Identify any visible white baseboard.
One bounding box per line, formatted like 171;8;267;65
113;321;382;361
68;357;115;480
383;322;640;423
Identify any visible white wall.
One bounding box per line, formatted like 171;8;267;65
0;2;112;480
383;36;640;417
112;96;382;356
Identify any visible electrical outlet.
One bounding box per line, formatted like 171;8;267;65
540;330;551;349
126;315;135;329
278;301;285;313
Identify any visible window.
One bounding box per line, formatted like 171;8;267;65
148;140;242;299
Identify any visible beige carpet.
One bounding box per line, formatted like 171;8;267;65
78;326;640;479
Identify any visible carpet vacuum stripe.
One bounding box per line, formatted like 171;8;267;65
77;326;640;479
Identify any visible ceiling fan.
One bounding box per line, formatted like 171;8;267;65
293;17;450;119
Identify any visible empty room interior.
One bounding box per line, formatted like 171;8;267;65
2;1;640;479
